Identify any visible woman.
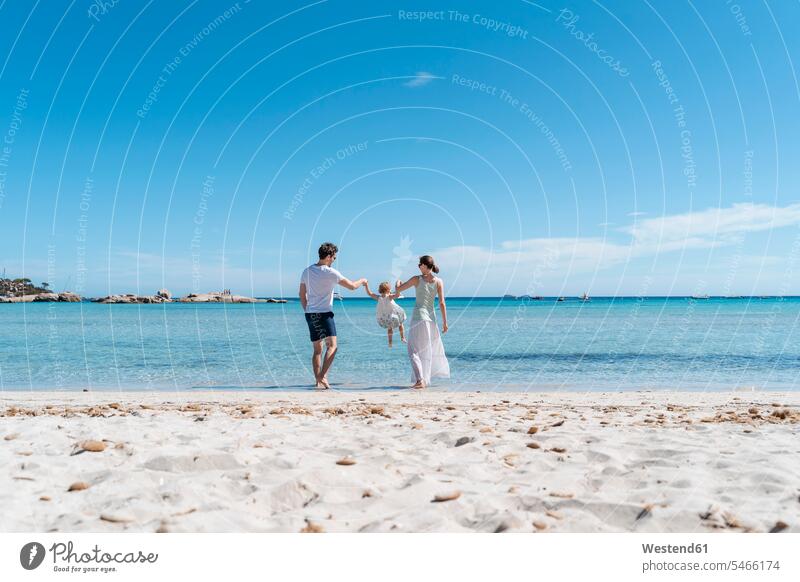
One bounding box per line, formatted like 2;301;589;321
395;255;450;389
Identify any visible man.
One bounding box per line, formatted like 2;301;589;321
299;242;366;389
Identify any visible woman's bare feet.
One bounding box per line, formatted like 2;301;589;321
315;376;330;389
410;380;425;389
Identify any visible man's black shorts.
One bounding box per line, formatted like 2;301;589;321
305;311;336;342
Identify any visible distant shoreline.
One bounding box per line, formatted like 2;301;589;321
1;295;798;303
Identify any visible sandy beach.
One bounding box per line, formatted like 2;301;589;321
1;390;798;533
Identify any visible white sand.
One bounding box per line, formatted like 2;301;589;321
1;390;798;533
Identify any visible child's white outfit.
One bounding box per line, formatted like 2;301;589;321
376;296;406;330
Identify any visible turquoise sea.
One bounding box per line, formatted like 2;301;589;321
0;297;798;391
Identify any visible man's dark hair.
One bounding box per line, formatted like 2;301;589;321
318;242;338;260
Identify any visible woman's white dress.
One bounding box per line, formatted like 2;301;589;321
376;296;406;330
407;277;450;385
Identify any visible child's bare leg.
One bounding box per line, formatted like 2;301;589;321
387;328;393;347
399;323;406;343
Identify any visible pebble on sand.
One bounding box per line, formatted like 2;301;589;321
432;491;461;503
79;440;106;453
68;482;90;492
100;513;134;524
636;504;654;521
527;426;539;434
300;520;325;533
769;521;789;533
545;510;563;520
336;457;356;466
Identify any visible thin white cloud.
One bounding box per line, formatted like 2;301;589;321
404;71;435;87
429;203;800;294
627;211;647;217
622;202;800;247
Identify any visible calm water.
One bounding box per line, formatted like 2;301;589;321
0;297;798;391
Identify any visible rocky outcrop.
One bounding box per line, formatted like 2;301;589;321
0;286;283;304
89;289;276;304
92;292;172;304
0;291;82;303
0;294;38;303
178;292;264;303
36;292;81;302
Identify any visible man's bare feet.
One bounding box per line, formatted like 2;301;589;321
410;380;425;389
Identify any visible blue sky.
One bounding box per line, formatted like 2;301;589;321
0;0;798;296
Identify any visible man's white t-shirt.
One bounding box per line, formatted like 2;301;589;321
301;264;344;313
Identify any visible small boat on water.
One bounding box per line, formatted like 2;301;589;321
690;294;710;300
580;292;590;302
557;296;565;302
517;294;544;300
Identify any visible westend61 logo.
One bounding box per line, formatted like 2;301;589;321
19;541;158;573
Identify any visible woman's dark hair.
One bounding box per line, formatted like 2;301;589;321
419;255;439;274
318;242;338;259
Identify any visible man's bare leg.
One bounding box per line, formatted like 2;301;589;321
311;340;326;389
317;336;338;388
